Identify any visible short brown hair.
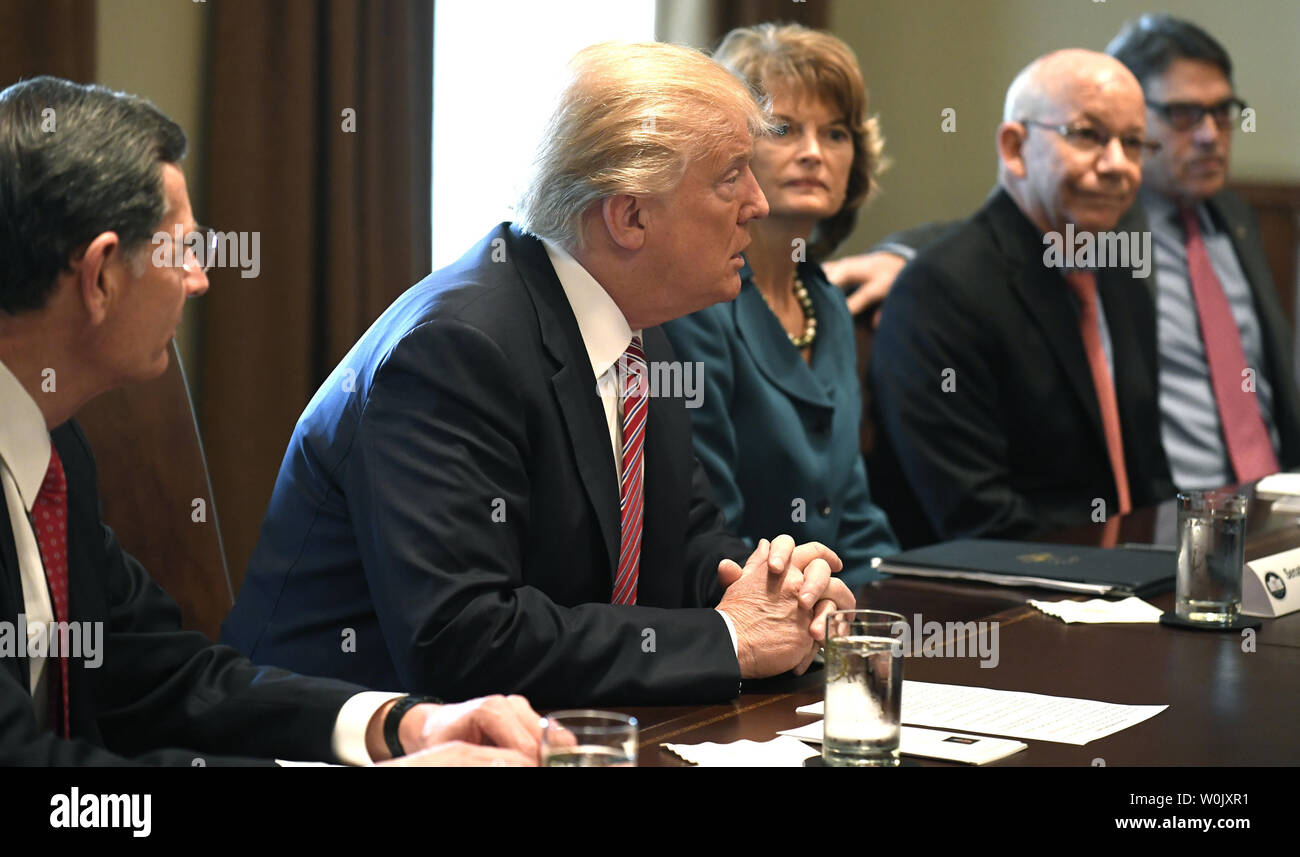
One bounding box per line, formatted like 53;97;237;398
714;23;886;258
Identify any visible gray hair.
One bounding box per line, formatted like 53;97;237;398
0;76;186;314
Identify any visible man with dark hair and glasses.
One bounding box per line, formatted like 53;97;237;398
1106;13;1300;491
867;50;1175;546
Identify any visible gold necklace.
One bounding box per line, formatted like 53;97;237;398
759;275;817;348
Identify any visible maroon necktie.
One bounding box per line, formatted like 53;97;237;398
1066;271;1132;516
1182;207;1279;483
33;447;71;737
612;336;646;605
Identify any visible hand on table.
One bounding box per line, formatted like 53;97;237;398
372;694;542;766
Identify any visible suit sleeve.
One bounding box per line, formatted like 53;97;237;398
867;221;960;261
0;531;358;766
871;258;1038;539
0;426;361;767
345;320;741;707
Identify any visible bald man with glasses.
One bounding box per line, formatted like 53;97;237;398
867;48;1176;547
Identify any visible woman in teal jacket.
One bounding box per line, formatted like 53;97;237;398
663;23;897;590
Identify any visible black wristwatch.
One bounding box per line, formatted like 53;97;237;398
383;695;443;759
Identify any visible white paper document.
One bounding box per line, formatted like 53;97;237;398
1254;473;1300;498
777;722;1027;765
796;681;1166;746
661;737;819;767
1029;595;1164;624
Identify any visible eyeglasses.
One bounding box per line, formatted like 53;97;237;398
1146;97;1247;132
154;225;218;274
1019;119;1161;161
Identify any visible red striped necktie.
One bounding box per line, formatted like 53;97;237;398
612;336;646;605
33;447;71;737
1181;207;1279;483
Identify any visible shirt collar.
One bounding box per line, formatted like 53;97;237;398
1141;188;1215;236
0;357;51;512
541;238;641;378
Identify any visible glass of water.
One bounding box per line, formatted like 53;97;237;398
539;710;638;767
1176;490;1247;626
822;609;906;767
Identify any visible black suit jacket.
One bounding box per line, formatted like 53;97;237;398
1119;189;1300;473
222;224;750;707
0;422;359;765
869;189;1175;547
872;189;1300;487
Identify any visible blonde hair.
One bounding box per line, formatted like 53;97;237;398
516;41;770;251
714;22;886;258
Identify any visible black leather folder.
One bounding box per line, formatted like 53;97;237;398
872;539;1176;597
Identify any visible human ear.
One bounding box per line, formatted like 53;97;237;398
73;231;126;325
599;195;647;251
997;121;1029;179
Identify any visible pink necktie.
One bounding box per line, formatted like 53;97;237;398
1182;207;1279;483
612;336;646;605
1066;271;1133;516
33;447;71;737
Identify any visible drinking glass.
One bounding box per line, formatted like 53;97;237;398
539;710;638;767
1175;490;1247;625
822;609;906;767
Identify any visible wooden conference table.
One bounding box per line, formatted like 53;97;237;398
614;495;1300;766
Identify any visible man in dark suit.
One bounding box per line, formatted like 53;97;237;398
836;17;1300;508
869;49;1175;547
223;42;854;706
0;76;541;766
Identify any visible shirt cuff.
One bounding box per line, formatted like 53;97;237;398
715;608;739;657
873;241;917;262
331;690;405;766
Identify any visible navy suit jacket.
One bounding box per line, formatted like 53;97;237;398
0;422;357;765
663;259;897;590
869;189;1176;546
223;224;750;707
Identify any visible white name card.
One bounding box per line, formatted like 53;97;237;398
1242;546;1300;618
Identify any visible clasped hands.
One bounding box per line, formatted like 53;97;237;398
716;534;854;679
371;535;851;765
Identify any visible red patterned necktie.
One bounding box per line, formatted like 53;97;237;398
1181;207;1279;483
612;336;646;605
33;446;71;737
1066;271;1132;517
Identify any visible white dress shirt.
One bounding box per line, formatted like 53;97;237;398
0;358;396;765
541;240;739;656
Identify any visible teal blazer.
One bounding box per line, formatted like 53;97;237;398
663;258;898;590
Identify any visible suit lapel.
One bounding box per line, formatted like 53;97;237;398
54;425;100;736
990;193;1107;443
1116;202;1156;303
0;485;31;691
508;228;621;576
733;274;833;409
1210;191;1300;467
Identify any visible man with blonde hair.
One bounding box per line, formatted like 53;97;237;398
224;42;854;705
